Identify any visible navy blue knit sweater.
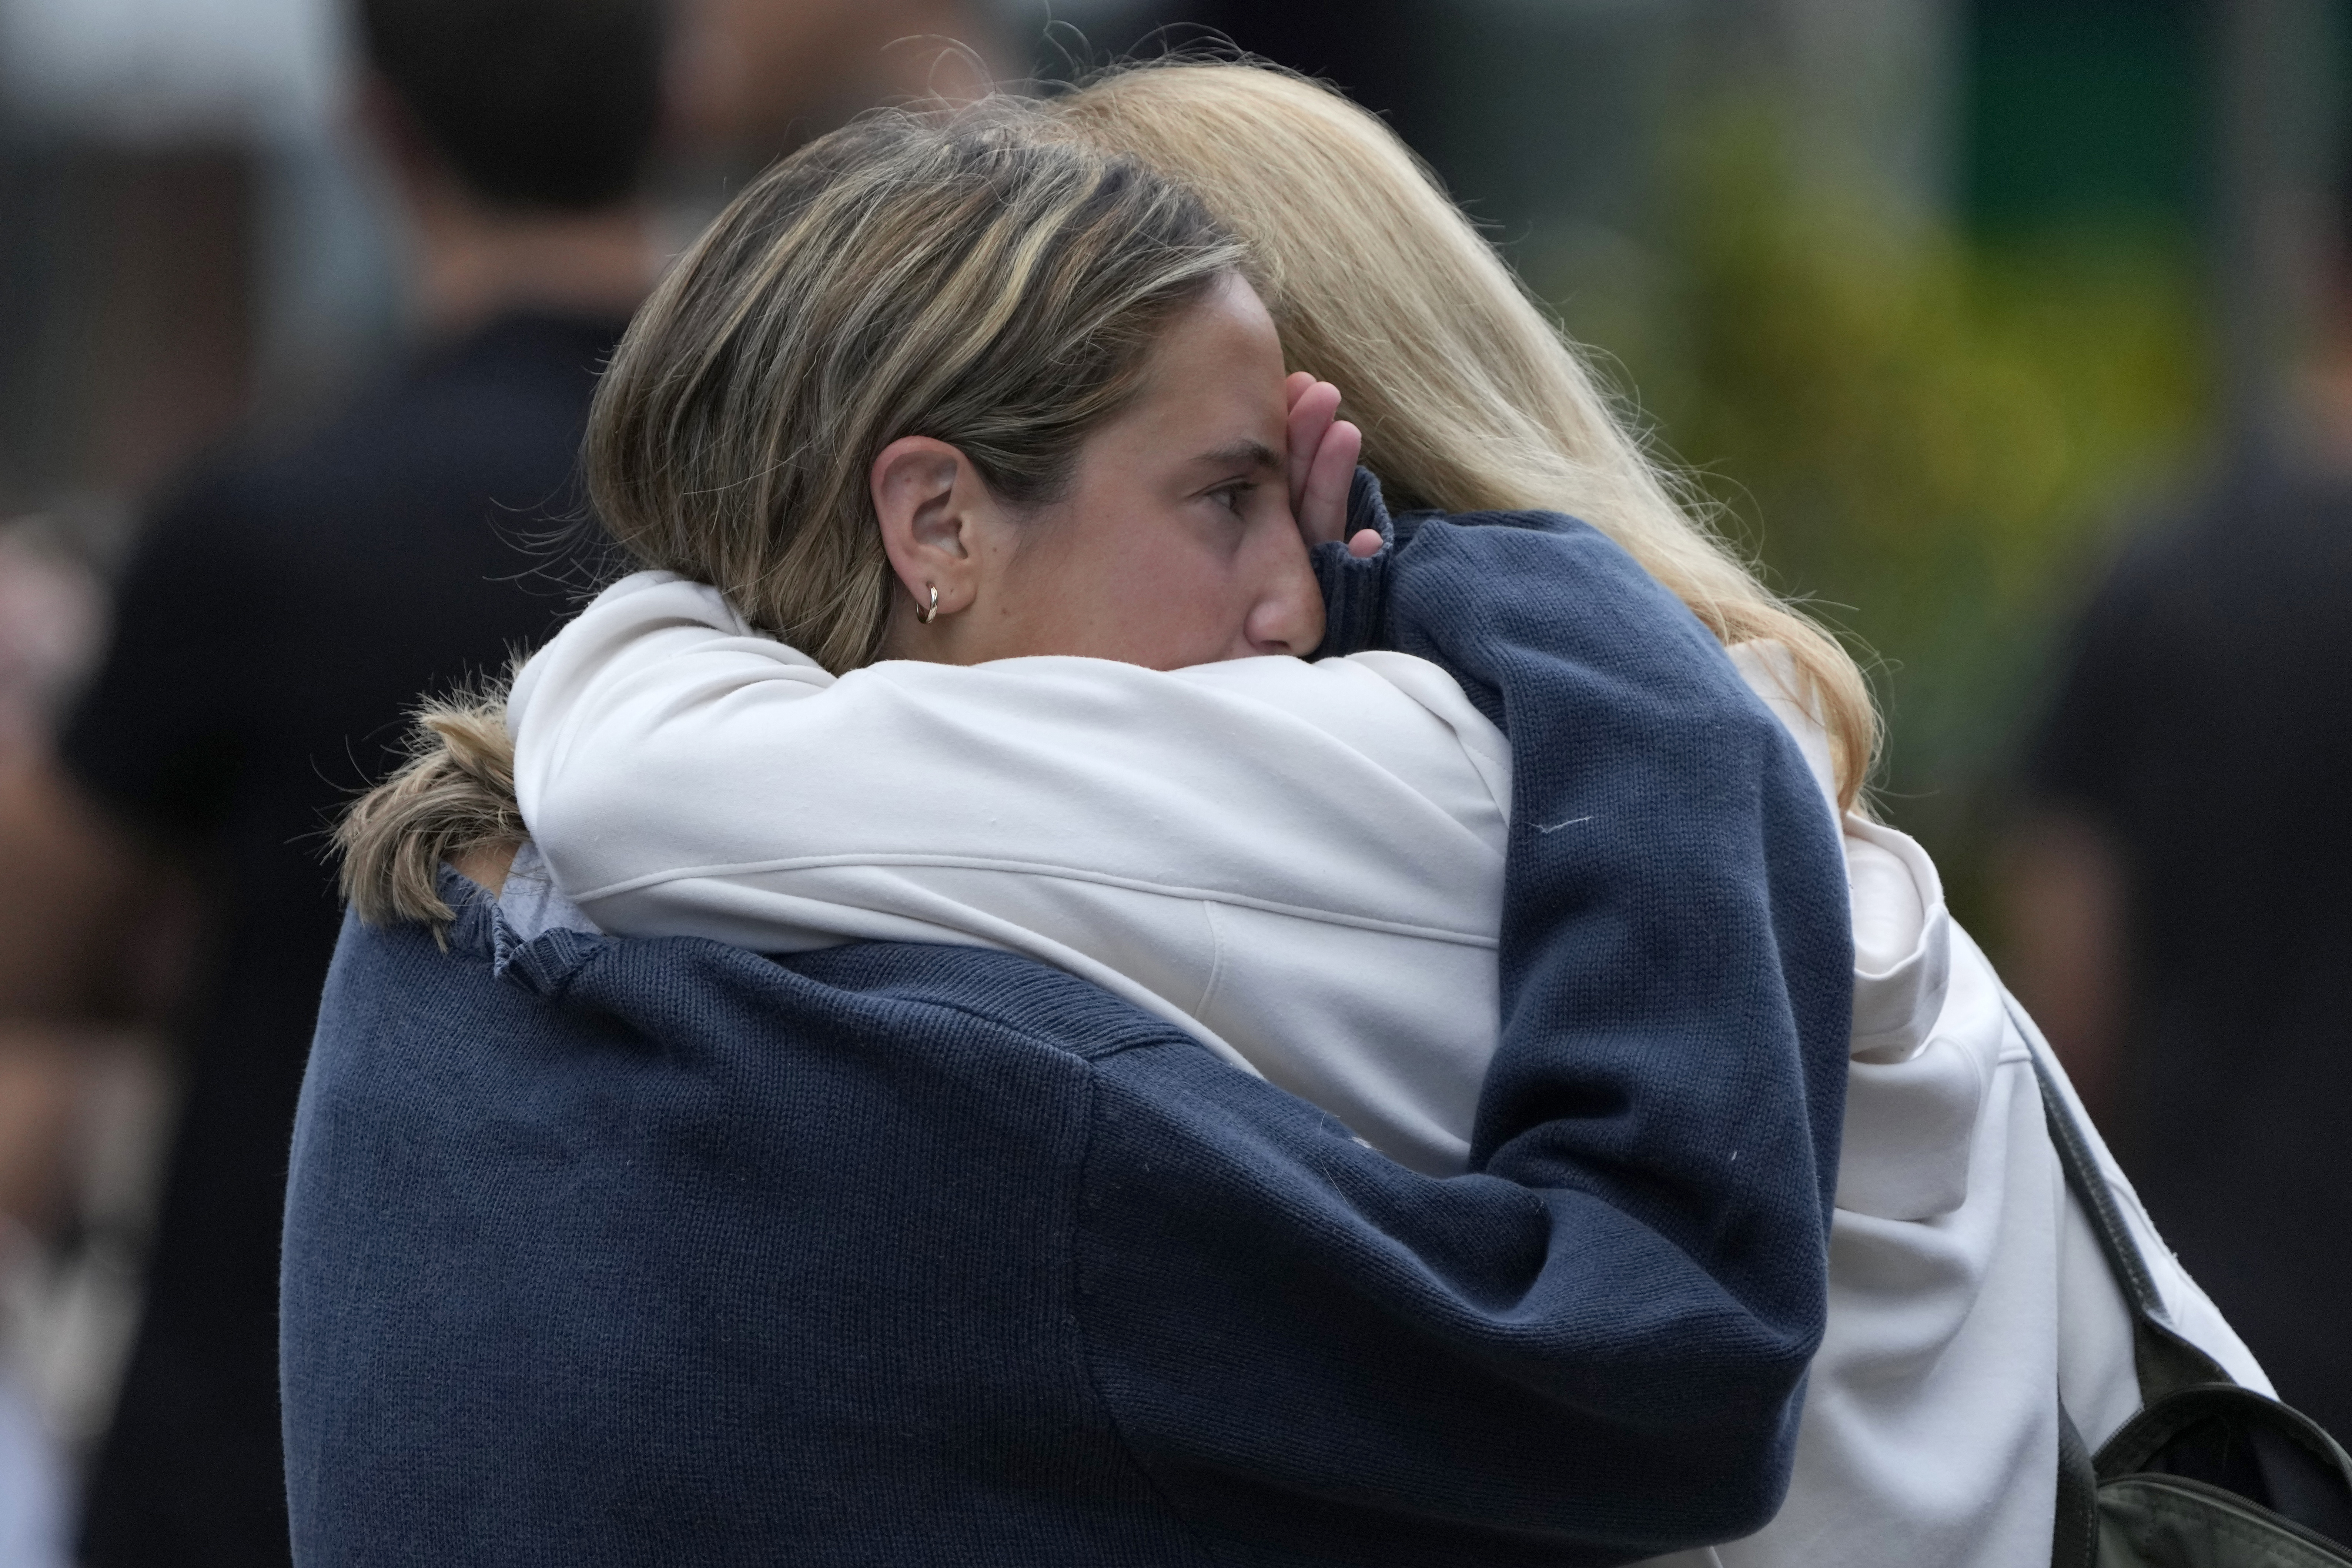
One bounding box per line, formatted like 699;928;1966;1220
280;483;1851;1566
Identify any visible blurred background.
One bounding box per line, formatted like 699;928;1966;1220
1;0;2346;1561
9;0;2325;943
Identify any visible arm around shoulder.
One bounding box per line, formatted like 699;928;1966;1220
1069;478;1859;1552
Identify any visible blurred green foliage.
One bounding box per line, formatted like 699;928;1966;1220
1540;108;2216;932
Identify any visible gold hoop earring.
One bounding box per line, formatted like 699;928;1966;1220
916;584;939;625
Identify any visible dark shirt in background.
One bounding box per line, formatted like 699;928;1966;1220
2028;465;2352;1438
58;311;625;1567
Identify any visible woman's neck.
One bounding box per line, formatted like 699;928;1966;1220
405;187;656;339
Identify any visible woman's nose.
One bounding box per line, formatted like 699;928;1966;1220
1242;531;1326;658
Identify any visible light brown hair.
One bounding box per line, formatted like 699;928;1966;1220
338;96;1242;926
1051;61;1879;808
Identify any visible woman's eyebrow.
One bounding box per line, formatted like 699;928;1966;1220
1189;438;1282;475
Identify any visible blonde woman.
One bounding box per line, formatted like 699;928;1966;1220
1045;60;2272;1568
292;97;1856;1561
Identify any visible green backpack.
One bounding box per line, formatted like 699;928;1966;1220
2027;1018;2352;1568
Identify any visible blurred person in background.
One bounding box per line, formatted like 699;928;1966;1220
0;0;668;1557
2008;160;2352;1443
0;522;108;1568
669;0;1005;159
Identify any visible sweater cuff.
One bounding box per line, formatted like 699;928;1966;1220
1309;468;1398;659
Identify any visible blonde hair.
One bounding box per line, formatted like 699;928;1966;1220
1051;61;1878;808
339;97;1242;925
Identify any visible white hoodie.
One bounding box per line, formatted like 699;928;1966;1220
507;571;2268;1567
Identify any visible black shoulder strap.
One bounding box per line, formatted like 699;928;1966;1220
2008;989;2231;1564
2003;991;2234;1402
2052;1406;2100;1568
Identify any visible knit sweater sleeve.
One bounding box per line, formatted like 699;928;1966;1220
1087;472;1847;1555
1317;471;1849;1207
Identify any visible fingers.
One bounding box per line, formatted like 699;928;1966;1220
1286;378;1342;515
1347;528;1384;559
1298;418;1362;547
1285;376;1362;548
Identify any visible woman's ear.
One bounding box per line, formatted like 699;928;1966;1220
871;436;993;626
